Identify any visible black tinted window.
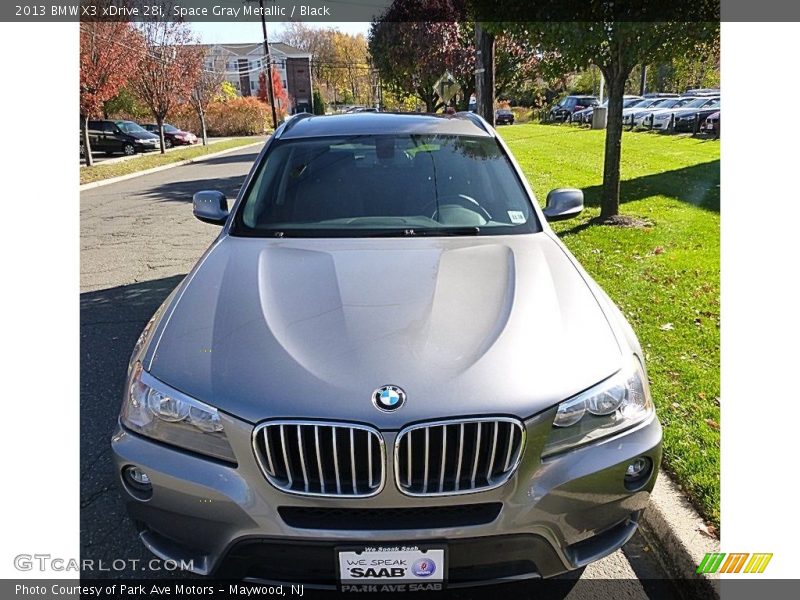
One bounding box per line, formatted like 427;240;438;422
234;134;539;237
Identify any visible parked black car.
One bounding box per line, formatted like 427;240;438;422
495;109;515;125
549;95;599;122
83;120;159;156
141;123;198;148
672;98;720;133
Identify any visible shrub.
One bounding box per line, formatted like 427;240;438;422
205;97;271;136
312;90;326;115
168;97;276;137
510;106;535;123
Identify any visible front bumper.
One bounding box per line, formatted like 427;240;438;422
136;140;159;151
111;412;661;585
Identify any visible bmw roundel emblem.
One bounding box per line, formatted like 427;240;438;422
372;385;406;412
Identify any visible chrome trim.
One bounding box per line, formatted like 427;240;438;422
252;420;386;498
394;417;526;498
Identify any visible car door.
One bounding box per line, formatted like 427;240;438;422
87;121;105;151
100;121;120;151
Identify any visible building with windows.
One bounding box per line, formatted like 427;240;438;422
198;42;313;113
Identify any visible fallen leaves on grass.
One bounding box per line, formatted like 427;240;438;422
697;523;718;538
660;323;675;331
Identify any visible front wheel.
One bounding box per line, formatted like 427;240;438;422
123;143;136;156
164;138;173;149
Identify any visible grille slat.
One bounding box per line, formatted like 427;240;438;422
396;418;525;497
438;425;448;493
254;421;384;497
280;425;294;489
297;425;309;493
486;422;499;483
331;426;342;495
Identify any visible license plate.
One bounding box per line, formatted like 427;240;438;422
338;545;446;592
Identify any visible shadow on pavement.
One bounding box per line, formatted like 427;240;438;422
142;150;261;203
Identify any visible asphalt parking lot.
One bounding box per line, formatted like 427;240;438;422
79;144;676;598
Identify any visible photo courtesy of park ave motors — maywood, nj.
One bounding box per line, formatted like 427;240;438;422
70;0;720;594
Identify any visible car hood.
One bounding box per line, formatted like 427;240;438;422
130;131;158;140
147;234;622;427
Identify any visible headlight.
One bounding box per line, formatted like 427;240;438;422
542;357;653;457
120;362;236;463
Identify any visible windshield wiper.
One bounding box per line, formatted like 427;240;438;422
412;226;481;236
247;227;482;238
362;227;481;237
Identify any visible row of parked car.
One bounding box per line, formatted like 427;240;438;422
80;119;198;157
549;89;720;136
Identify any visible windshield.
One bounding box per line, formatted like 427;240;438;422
684;97;716;108
656;98;684;109
623;98;643;107
232;134;539;238
163;124;179;133
116;121;148;134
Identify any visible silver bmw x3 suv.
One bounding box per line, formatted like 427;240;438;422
111;112;662;589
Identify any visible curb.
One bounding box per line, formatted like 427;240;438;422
639;473;720;599
79;140;265;191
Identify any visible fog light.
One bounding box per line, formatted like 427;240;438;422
122;465;153;500
624;457;652;490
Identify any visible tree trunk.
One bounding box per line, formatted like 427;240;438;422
601;72;626;220
418;87;437;113
199;109;208;146
475;22;495;126
157;116;166;154
639;64;648;96
82;114;93;167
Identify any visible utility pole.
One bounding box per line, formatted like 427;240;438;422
258;0;278;129
474;22;495;126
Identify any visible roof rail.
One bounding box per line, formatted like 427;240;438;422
275;112;313;139
453;111;493;135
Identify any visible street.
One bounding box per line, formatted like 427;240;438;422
80;144;675;597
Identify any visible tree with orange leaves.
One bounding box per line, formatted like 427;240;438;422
80;22;143;166
131;20;203;154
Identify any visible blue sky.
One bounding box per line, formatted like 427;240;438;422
191;22;371;45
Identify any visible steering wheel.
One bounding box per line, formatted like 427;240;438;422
430;194;492;223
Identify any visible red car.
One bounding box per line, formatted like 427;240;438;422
141;123;198;148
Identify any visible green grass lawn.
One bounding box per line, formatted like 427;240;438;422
79;137;264;185
500;124;720;526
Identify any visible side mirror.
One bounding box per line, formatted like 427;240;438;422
543;188;584;221
193;190;229;225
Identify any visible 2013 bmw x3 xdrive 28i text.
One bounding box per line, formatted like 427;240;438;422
111;112;662;589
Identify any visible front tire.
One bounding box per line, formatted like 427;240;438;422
123;143;136;156
165;138;173;149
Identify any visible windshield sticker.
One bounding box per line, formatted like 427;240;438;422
508;211;526;224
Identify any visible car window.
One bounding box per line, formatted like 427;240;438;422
116;121;147;134
102;122;117;133
163;124;179;133
684;98;712;108
233;134;539;237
